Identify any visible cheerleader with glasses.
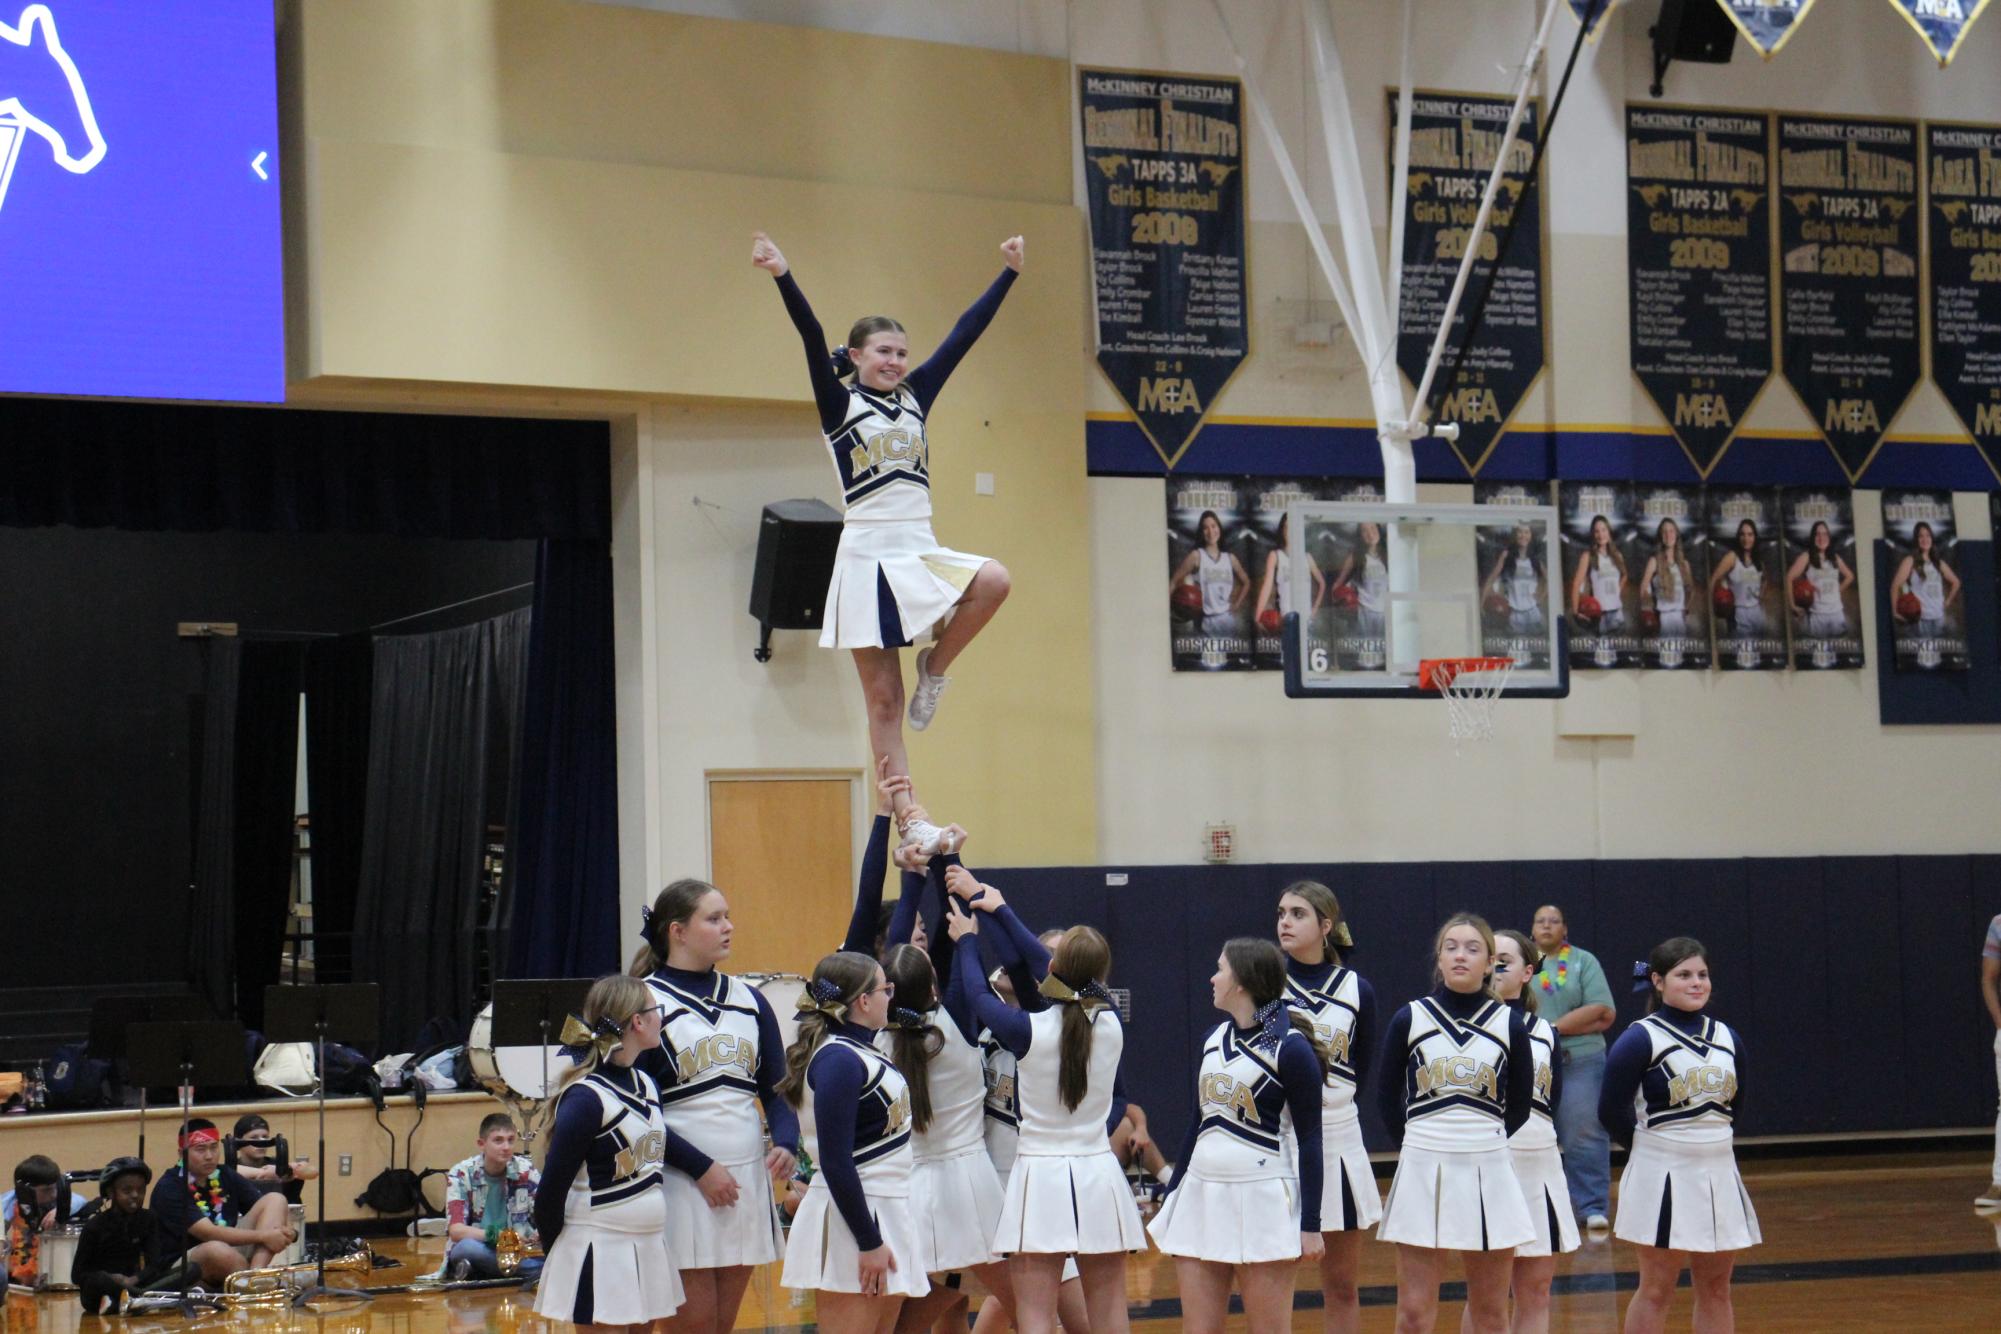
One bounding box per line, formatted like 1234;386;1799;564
946;875;1144;1334
534;976;684;1333
1376;914;1536;1334
779;952;928;1333
753;231;1021;859
1600;938;1757;1334
1148;938;1329;1334
1487;930;1578;1334
1275;881;1378;1334
628;880;801;1334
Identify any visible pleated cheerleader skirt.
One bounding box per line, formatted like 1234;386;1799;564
909;1146;1004;1272
536;1195;685;1326
1377;1145;1536;1252
1289;1115;1383;1232
660;1158;784;1269
1148;1172;1302;1265
821;517;990;649
992;1150;1147;1256
1613;1134;1761;1253
1509;1143;1581;1258
781;1181;931;1298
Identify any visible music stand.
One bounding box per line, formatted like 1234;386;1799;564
263;983;380;1308
490;978;594;1152
126;1019;249;1317
90;995;213;1159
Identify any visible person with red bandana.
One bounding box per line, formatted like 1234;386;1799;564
148;1118;295;1283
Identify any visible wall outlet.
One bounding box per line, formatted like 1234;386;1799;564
975;472;995;496
337;1155;353;1176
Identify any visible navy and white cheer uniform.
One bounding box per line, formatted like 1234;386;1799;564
1803;560;1846;639
1376;989;1536;1251
1505;554;1545;635
1507;1002;1579;1258
782;1027;929;1297
1198;548;1237;639
1911;561;1948;638
1150;1019;1324;1264
1588;552;1625;630
639;966;798;1269
1725;557;1766;636
533;1064;684;1325
965;937;1146;1256
773;269;1013;650
1600;1008;1759;1253
1281;957;1381;1231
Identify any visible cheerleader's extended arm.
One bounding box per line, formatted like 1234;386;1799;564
841;815;894;956
959;934;1033;1059
903;246;1021;412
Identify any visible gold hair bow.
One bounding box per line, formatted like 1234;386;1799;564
1334;922;1355;949
559;1013;621;1061
1037;972;1112;1018
794;990;848;1022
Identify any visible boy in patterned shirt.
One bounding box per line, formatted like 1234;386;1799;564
444;1114;542;1280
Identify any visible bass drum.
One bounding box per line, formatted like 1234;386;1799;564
38;1223;81;1290
742;973;808;1051
467;1002;569;1101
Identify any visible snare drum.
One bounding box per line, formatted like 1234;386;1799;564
37;1224;81;1291
468;1002;569;1100
743;973;808;1050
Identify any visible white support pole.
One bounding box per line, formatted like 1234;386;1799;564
1385;0;1416;353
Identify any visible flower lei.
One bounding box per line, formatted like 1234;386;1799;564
1539;944;1571;994
188;1169;229;1220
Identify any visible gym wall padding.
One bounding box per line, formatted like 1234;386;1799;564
989;856;1999;1153
1875;540;2001;725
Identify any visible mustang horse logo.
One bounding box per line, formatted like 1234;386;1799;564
0;4;107;214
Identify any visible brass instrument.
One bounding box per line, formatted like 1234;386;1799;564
496;1229;523;1276
221;1246;372;1305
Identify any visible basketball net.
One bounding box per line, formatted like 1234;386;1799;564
1419;658;1515;750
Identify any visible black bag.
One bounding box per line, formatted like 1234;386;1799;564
44;1042;113;1109
354;1166;442;1217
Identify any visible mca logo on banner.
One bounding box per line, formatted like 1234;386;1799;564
1887;0;1995;65
1716;0;1823;57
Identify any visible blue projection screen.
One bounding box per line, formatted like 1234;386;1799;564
0;1;282;402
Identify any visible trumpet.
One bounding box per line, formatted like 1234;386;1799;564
496;1229;523;1276
221;1246;372;1305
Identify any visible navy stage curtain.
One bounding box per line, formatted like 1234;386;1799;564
504;539;621;980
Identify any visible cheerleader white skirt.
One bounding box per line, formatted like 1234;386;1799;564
660;1159;784;1269
909;1147;1004;1272
1377;1145;1536;1252
822;518;990;649
1509;1142;1580;1258
781;1182;931;1298
1290;1117;1383;1233
536;1212;685;1326
1613;1134;1761;1253
1148;1172;1302;1265
993;1150;1148;1255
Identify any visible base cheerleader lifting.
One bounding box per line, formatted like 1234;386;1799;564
1600;937;1758;1334
1376;914;1535;1334
629;879;800;1334
752;230;1022;858
532;976;685;1333
1490;929;1579;1334
1149;938;1327;1334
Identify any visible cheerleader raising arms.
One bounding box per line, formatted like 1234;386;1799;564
1599;939;1756;1334
1275;883;1379;1334
1376;916;1536;1334
752;231;1021;856
1149;939;1327;1334
533;977;685;1333
780;953;929;1334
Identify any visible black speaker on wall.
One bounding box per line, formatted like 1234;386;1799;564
1650;0;1737;97
749;498;843;661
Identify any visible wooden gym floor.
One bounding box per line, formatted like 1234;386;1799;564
10;1151;1997;1333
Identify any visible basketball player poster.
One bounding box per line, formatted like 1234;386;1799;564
1881;489;1968;673
1780;487;1865;670
1473;481;1554;671
1243;477;1330;672
1308;480;1389;672
1559;482;1641;669
1630;485;1712;670
1166;475;1252;671
1706;486;1788;671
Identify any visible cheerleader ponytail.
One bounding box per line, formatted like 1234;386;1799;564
1044;927;1113;1113
778;951;877;1108
882;946;944;1131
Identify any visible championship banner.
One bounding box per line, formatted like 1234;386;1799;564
1888;0;1994;65
1560;482;1642;670
1166;476;1252;671
1626;107;1773;474
1081;68;1248;470
1925;122;2001;483
1631;485;1712;670
1881;489;1968;672
1780;487;1864;670
1473;482;1555;672
1707;487;1789;671
1777;115;1921;481
1566;0;1626;40
1391;90;1547;475
1717;0;1822;58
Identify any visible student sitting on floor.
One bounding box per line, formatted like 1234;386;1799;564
443;1113;543;1281
150;1118;296;1283
5;1155;90;1288
73;1158;172;1314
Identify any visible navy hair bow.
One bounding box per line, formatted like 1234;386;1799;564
889;1006;929;1031
1631;960;1653;995
1249;998;1291;1052
829;346;855;379
638;904;657;952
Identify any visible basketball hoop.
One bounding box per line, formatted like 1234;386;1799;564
1417;657;1514;748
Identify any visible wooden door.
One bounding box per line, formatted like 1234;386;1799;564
706;771;857;975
